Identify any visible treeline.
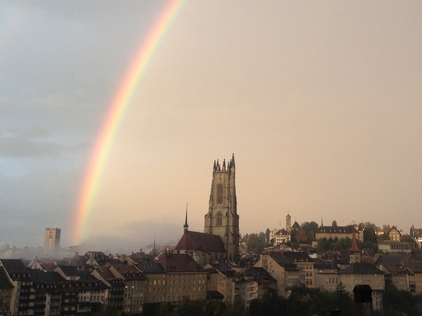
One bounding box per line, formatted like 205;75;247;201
98;283;422;316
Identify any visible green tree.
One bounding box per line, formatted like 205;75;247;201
249;293;287;316
331;283;355;316
383;224;391;234
246;233;266;253
301;221;319;242
286;285;329;315
316;237;330;253
333;237;351;251
363;227;377;243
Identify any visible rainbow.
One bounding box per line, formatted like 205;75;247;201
71;0;186;245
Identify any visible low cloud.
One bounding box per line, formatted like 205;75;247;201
81;219;182;255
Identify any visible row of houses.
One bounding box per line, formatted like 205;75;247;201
0;250;278;315
3;233;422;315
6;215;420;315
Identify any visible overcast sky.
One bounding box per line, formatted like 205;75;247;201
1;1;421;253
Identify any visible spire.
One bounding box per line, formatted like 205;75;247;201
231;153;235;168
321;216;324;227
184;204;188;234
222;159;226;170
349;227;361;263
213;160;216;171
351;228;360;252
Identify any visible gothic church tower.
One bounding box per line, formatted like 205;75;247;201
204;154;240;262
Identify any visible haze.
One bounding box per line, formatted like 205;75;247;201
1;1;421;253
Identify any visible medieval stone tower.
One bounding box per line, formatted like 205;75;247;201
286;213;291;233
204;154;240;262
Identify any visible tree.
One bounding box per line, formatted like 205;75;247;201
333;237;351;251
296;229;308;243
249;293;287;316
316;238;330;253
265;228;271;243
301;221;319;243
383;224;391;233
363;227;377;243
246;233;267;253
331;283;355;316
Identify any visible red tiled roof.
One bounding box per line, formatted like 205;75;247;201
96;267;116;281
157;253;206;273
340;263;384;275
350;230;360;252
111;264;146;280
41;262;57;271
175;231;226;253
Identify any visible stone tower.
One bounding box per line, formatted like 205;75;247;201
204;154;239;262
286;213;291;233
44;228;61;256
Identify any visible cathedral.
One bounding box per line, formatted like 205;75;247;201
175;154;240;263
204;154;240;262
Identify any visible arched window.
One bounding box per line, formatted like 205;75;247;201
216;212;223;226
217;184;223;204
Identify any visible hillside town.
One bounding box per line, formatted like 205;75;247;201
2;156;422;315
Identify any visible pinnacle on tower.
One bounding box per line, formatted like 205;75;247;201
351;228;360;252
184;204;189;234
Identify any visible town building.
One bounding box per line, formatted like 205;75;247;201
314;262;340;292
254;251;301;298
54;265;109;314
109;264;146;314
405;262;422;294
136;262;166;305
378;241;413;253
269;228;290;246
315;225;363;243
388;226;402;242
378;264;415;292
91;267;125;311
204;261;236;304
282;252;315;287
157;252;208;303
339;263;384;311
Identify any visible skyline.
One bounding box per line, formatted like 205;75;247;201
1;1;422;253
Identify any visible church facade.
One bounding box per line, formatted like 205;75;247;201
204;154;240;262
